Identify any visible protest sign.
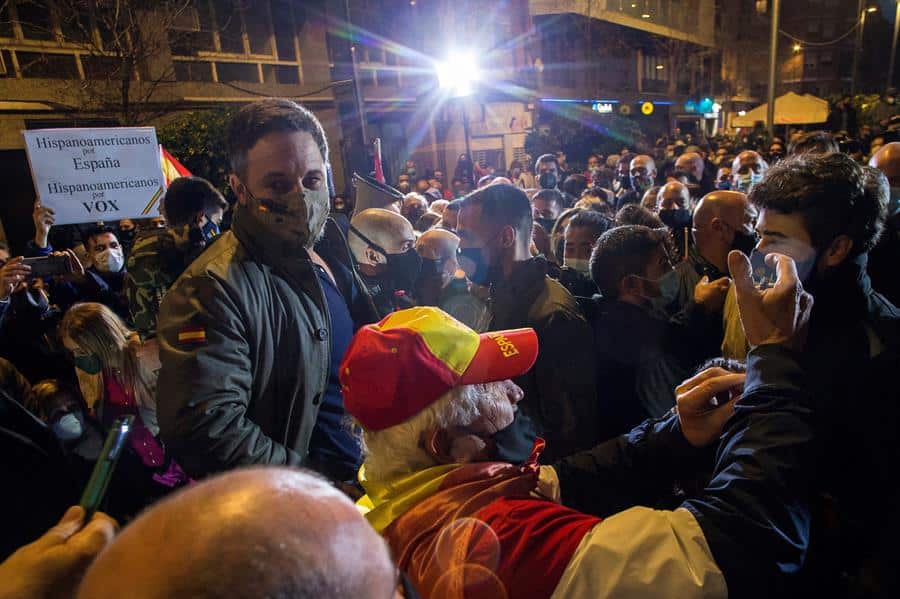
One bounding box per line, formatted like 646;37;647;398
23;127;165;225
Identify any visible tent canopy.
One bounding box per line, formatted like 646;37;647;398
732;92;829;127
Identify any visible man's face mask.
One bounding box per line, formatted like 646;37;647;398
350;225;421;292
535;216;556;234
630;170;653;195
658;208;692;231
716;179;732;190
458;245;502;287
564;257;591;275
538;171;558;190
93;247;124;273
52;412;84;442
730;226;758;256
246;184;330;250
734;172;763;194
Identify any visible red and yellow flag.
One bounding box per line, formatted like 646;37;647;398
160;146;192;186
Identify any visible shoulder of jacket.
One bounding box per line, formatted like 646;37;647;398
528;276;586;326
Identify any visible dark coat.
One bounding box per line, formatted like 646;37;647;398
156;205;377;479
490;257;598;461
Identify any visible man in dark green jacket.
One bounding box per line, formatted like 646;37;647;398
156;99;377;480
456;184;598;461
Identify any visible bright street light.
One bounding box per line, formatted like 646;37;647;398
436;52;481;98
793;42;801;52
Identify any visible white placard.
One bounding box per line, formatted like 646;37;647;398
23;127;165;225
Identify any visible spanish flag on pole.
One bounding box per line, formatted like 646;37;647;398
160;146;192;186
143;146;192;216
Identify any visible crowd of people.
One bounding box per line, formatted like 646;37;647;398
1;97;898;598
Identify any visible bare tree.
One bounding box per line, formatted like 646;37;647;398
3;0;201;124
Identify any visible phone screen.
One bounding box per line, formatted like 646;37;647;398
22;255;71;279
79;415;134;519
749;250;777;289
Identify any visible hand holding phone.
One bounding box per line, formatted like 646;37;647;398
21;255;72;279
80;415;134;519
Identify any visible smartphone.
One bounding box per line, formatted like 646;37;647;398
22;255;72;279
749;250;777;289
79;415;134;519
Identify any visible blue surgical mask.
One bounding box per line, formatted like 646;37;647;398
52;413;84;441
734;172;763;193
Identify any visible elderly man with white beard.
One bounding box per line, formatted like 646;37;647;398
345;251;817;598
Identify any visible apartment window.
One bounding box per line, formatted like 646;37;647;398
274;64;299;84
17;52;79;78
271;0;297;60
14;2;55;41
82;55;126;80
822;21;835;38
0;4;14;38
216;61;259;83
807;20;819;35
173;60;213;81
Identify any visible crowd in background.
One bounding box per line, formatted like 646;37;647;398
1;96;899;599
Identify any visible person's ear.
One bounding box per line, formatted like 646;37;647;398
364;247;384;266
821;234;853;268
498;224;516;249
229;174;248;206
422;428;455;464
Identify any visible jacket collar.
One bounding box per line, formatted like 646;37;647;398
806;253;871;321
491;257;550;325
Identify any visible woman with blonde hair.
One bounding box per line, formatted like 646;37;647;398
60;302;188;505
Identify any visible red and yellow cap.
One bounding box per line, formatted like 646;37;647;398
340;307;538;431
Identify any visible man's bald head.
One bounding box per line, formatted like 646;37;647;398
77;468;396;599
657;181;690;211
732;151;767;175
869;142;900;186
415;228;459;261
349;208;416;266
675;152;704;182
630;155;656;176
694;190;752;228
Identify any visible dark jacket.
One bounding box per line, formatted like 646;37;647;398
156;205;377;479
798;254;900;597
490;256;598;461
556;344;815;598
589;297;694;441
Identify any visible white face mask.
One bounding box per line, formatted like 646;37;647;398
565;257;591;275
52;413;83;441
93;247;124;273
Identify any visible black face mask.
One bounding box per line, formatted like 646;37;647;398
491;408;538;465
538;171;558;190
535;217;556;233
350;225;421;292
117;228;136;248
731;229;758;257
658;208;692;231
385;248;422;292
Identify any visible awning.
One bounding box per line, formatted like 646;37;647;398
731;92;829;127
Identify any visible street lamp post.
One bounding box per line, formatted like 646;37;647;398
766;0;781;139
851;2;876;95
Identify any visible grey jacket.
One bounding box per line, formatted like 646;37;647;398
156;204;376;478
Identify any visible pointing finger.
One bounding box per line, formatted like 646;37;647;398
675;366;731;395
